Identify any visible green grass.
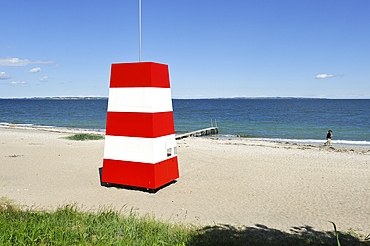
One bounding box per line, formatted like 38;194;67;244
0;204;192;245
63;134;105;141
329;221;341;246
1;200;369;245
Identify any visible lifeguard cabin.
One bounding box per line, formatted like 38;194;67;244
101;62;179;189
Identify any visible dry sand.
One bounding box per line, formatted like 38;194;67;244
1;126;369;234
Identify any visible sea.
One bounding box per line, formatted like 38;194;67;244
1;98;369;146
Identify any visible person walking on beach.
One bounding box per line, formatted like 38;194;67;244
325;130;333;146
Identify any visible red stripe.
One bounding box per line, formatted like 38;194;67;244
106;111;175;138
110;62;170;88
102;157;179;189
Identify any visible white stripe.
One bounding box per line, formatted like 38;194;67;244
103;134;177;164
107;87;173;113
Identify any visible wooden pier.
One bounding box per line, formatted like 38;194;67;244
175;119;219;140
175;127;218;140
175;127;219;140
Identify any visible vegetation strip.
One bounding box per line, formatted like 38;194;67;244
1;201;369;245
63;134;104;141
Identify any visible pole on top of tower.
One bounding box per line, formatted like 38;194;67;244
139;0;142;62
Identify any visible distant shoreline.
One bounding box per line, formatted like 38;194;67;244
1;97;370;100
0;97;108;100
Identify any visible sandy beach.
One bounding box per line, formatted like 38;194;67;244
1;126;369;234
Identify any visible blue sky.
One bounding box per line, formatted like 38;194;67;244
1;0;369;98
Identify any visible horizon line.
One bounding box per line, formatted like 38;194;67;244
1;96;370;100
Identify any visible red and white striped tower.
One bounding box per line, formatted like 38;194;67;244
101;62;179;189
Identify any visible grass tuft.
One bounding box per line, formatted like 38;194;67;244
329;221;341;246
63;134;104;141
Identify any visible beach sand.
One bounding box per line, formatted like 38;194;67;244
1;126;369;234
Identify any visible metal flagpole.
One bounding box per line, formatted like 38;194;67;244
139;0;142;62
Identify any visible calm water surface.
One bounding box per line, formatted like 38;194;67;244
1;98;369;145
